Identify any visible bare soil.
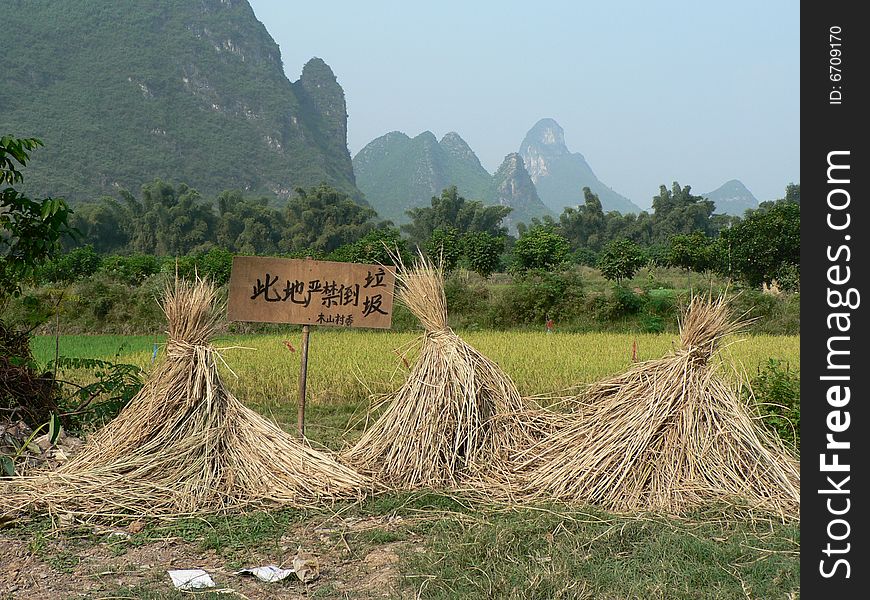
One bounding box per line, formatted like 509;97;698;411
0;515;422;599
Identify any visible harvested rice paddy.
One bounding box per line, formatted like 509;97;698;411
33;330;799;416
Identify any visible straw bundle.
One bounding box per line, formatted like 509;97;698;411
1;278;366;521
510;294;800;519
343;255;551;489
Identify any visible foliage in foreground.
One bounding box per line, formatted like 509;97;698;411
748;358;800;450
0;319;59;427
1;135;74;298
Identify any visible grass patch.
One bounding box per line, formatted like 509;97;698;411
45;550;81;573
1;493;800;599
30;334;162;363
133;509;311;558
399;503;800;600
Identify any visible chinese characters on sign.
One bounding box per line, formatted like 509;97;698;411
227;257;396;329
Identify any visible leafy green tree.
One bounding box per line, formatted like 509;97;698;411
723;200;799;288
38;245;102;284
1;136;72;433
512;224;570;271
402;186;511;247
515;213;557;237
600;210;654;247
667;231;713;282
460;231;504;278
1;136;74;298
119;180;217;255
215;190;286;255
597;239;646;284
558;187;607;251
785;183;800;205
425;226;463;272
283;183;380;253
650;182;714;244
709;213;741;236
65;199;131;253
328;226;410;266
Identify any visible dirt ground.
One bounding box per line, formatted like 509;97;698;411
0;515;422;599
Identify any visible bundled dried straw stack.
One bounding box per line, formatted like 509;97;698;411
343;254;552;489
510;294;800;520
1;278;366;521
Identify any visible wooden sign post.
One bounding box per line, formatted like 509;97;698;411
227;256;397;438
297;323;310;437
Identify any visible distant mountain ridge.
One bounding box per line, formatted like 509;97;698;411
1;0;360;203
701;179;759;216
488;153;553;232
519;118;641;215
353;131;493;224
353;131;554;229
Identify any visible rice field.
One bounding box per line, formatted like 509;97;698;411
33;329;799;431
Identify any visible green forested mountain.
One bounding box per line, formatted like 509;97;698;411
438;132;493;200
519;118;641;215
1;0;360;204
352;130;553;228
353;131;492;224
701;179;759;216
488;153;552;233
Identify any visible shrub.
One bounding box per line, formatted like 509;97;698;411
731;289;800;335
748;359;800;448
570;248;598;267
639;313;665;333
444;275;489;314
100;254;161;284
492;270;585;327
443;274;491;328
49;275;167;334
645;288;677;315
0;319;60;428
50;357;144;432
37;245;102;284
197;247;234;286
775;263;800;293
168;248;233;286
328;227;410;266
593;286;644;321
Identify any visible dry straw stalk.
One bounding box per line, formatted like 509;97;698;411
1;278;367;521
343;253;553;489
507;293;800;520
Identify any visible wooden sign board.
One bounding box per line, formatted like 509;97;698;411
227;256;396;329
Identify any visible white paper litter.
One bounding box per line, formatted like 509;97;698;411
234;565;295;583
167;569;216;590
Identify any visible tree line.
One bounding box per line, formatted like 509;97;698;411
59;178;800;290
512;183;800;290
5;135;800;292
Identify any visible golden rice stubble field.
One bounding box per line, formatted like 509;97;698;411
36;331;799;448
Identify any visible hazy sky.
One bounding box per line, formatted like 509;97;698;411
247;0;799;209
